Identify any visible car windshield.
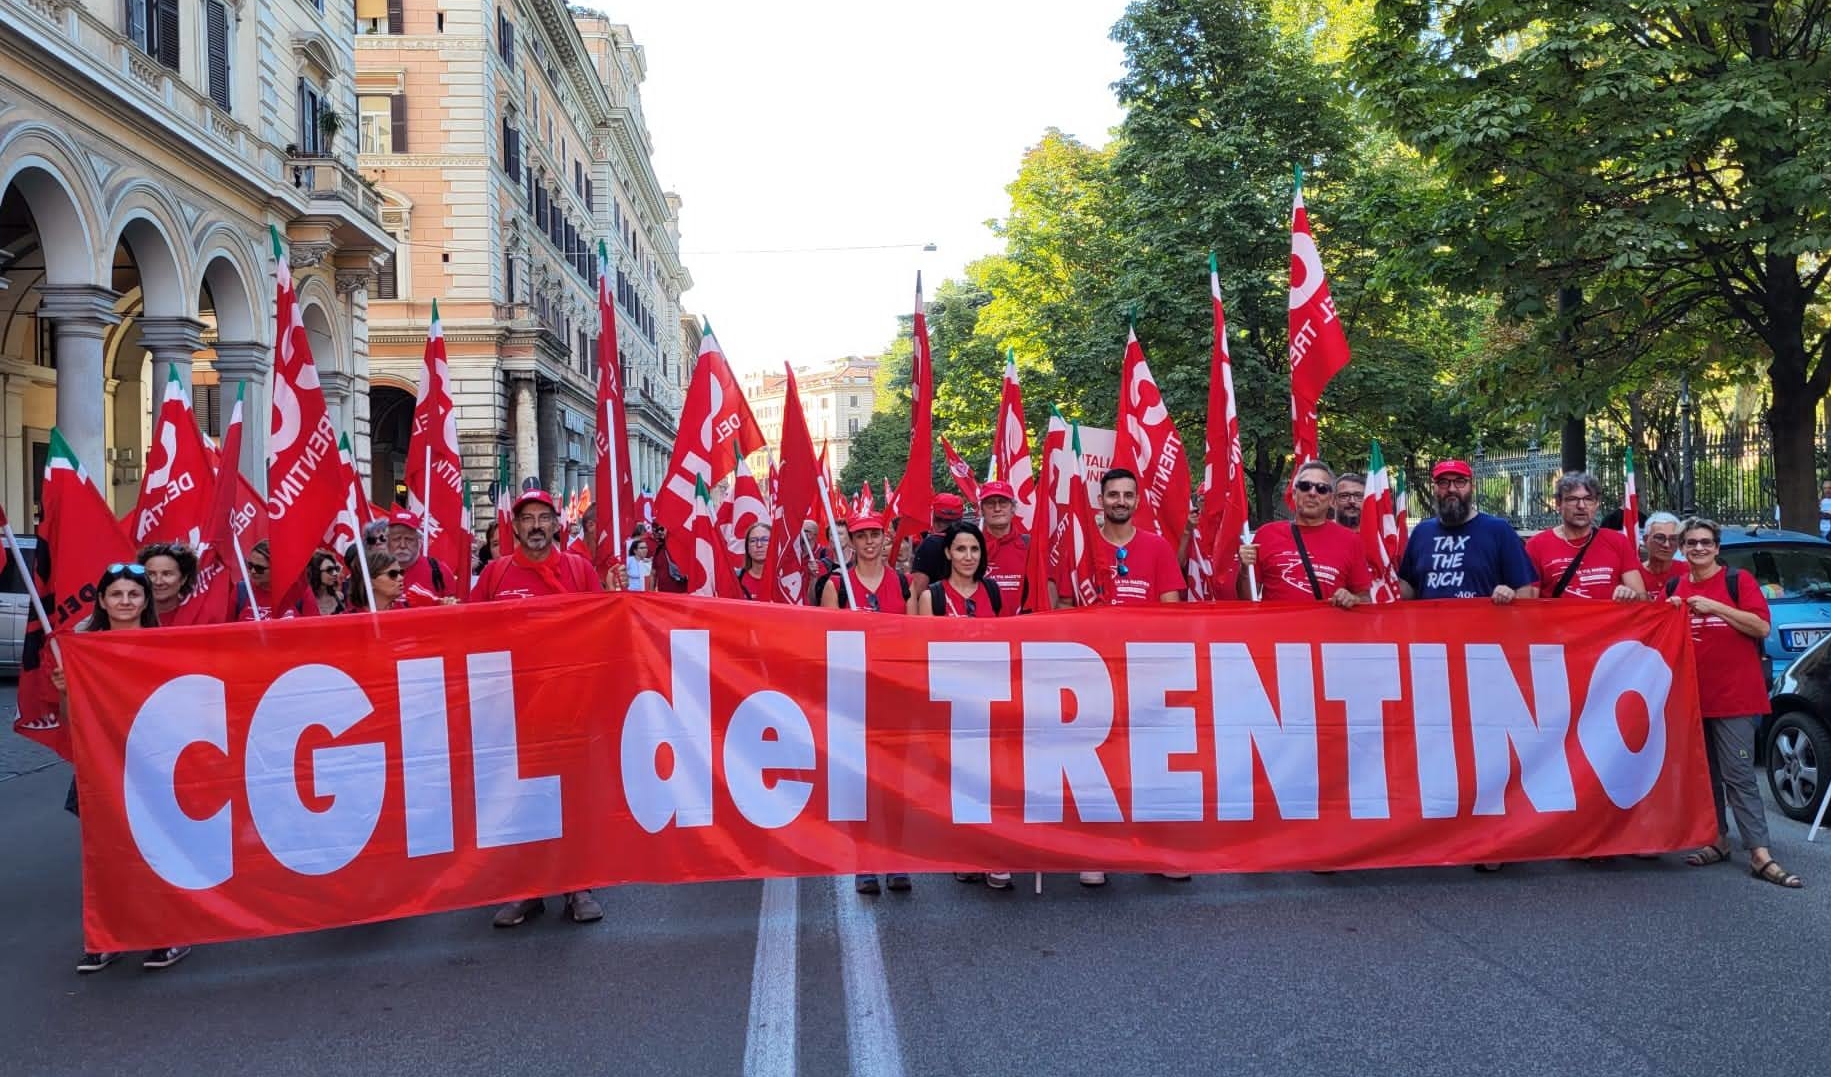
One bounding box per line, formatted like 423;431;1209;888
1720;544;1831;600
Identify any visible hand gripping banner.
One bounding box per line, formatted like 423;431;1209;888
66;597;1712;950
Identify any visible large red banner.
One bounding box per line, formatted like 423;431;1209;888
66;598;1711;950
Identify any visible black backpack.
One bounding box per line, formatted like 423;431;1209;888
926;579;1003;616
1667;568;1763;656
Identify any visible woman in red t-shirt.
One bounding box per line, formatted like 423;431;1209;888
735;524;770;601
915;521;1002;619
1671;518;1802;888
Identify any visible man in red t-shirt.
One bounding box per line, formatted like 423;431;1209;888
1639;512;1684;594
1524;472;1645;601
1059;468;1183;607
1238;461;1371;607
976;481;1028;615
474;490;612;927
385;509;457;608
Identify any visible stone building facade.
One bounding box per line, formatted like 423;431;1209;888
743;356;879;477
1;0;393;517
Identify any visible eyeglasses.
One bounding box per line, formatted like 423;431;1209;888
517;513;557;527
1433;477;1472;489
1292;480;1330;495
1114;546;1130;578
1647;533;1679;545
321;564;343;574
107;562;148;577
1561;495;1598;506
382;568;405;579
1682;538;1718;549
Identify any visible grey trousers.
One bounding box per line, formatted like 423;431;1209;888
1704;717;1770;851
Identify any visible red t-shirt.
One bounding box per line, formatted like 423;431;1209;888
1253;521;1373;603
1674;568;1771;717
1099;529;1183;606
736;569;769;601
845;566;907;613
399;557;455;608
1525;528;1641;599
473;550;599;601
935;580;999;618
982;529;1028;616
1641;559;1683;594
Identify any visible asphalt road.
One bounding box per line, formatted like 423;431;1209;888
4;677;1830;1076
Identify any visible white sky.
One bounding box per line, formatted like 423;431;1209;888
586;0;1130;375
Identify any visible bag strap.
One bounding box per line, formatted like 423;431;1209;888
927;580;947;616
1288;523;1324;601
1550;529;1600;597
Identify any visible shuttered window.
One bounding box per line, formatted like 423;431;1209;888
376;252;398;299
386;0;403;36
154;0;180;70
126;0;180;71
205;1;231;111
390;94;407;153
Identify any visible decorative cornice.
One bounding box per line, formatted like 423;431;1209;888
334;269;371;296
289;242;334;269
358;155;490;168
355;37;484;51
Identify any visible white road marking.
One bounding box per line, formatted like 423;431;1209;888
832;876;907;1077
742;876;800;1077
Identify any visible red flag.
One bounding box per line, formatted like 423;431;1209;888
594;241;638;578
763;365;821;604
1022;412;1070;613
729;448;767;547
13;428;136;759
637;488;655;527
1060;420;1104;606
264;226;345;609
882;477;897;521
1198;255;1252;597
1288;166;1352;474
994;350;1037;535
183;382;249;622
891;275;934;552
1622;446;1640;542
853;482;875;519
1111;327;1191;553
129;366;215;548
941;436;982;505
1361;440;1405;604
403;301;468;596
324;433;365;557
656;329;765;535
813;441;849;530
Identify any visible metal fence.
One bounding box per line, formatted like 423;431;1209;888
1468;422;1785;531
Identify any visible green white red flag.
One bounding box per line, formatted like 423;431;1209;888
180;382;249;623
1361;440;1406;604
594;238;638;581
891;274;935;552
264;226;346;610
325;433;365;556
729;447;767;548
686;474;740;598
1022;411;1071;612
1062;419;1104;606
1288;166;1352;479
1196;254;1253;599
129;366;215;548
1622;447;1639;541
404;301;469;595
1111;326;1191;553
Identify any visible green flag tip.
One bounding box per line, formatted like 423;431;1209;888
268;225;283;259
1208;251;1219;274
430;297;439;319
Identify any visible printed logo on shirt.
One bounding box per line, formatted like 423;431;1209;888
1424;533;1476;596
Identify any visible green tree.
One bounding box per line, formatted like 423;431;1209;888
1356;0;1831;528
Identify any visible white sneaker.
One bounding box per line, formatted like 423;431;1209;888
1078;871;1107;886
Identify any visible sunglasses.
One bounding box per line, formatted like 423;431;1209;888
248;562;270;574
964;598;977;617
382;568;405;579
365;535;387;547
865;594;880;612
106;562;149;577
1292;480;1331;495
1114;546;1130;578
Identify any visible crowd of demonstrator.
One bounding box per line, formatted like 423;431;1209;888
45;460;1801;978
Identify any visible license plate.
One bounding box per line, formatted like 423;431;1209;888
1783;628;1831;651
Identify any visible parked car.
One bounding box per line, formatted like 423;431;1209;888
1714;525;1831;688
1766;634;1830;823
1;536;37;676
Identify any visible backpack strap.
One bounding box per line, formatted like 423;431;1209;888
429;558;445;594
927;581;947;616
985;578;1003;615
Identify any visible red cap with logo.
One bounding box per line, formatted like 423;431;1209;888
1431;459;1473;481
512;489;557;515
386;509;422;531
932;493;966;521
978;481;1016;503
848;512;887;534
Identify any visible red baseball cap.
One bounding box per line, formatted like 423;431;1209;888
932;493;966;520
386;509;422;531
978;481;1016;503
512;489;557;515
1431;459;1473;480
848;512;887;534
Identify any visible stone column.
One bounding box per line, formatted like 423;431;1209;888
212;341;270;487
319;370;353;444
511;374;539;489
137;316;206;403
536;384;560;493
1;375;25;519
37;285;121;479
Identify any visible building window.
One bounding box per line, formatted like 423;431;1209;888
849;418;860;435
359;96;392;155
850;395;858;407
497;9;515;66
506;252;516;301
205;0;231;111
501;117;521;177
376;250;399;299
297;79;324;155
126;0;181;72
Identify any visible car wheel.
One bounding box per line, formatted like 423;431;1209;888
1765;711;1828;823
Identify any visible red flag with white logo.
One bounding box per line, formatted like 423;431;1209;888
656;329;764;536
594;241;638;578
1111;327;1191;554
1198;255;1252;597
1288;166;1352;474
404;300;469;598
129;367;215;548
994;350;1037;535
763;366;821;605
941;436;982;506
891;275;935;552
264;226;346;609
182;382;249;623
1021;411;1069;613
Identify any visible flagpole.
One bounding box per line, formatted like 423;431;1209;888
814;472;860;610
346;473;377;613
605;401;624;572
230;531;263;622
420;445;433;549
1;522;63;665
1242;523;1261;602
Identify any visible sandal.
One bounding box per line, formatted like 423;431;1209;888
1684;844;1731;867
1751;858;1803;889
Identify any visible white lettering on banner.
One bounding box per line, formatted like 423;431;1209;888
245;665;387;876
1213;643;1320;820
1126;642;1202;822
1577;641;1670;809
725;692;816;829
1322;644;1403;820
826;631;869;822
1020;642;1122;824
136;470;198;537
1466;644;1577;814
266;416;338;520
1408;645;1461;818
470;652;565;847
622;630;716;833
125;674;232;890
929;642;1012;825
398;657;454;857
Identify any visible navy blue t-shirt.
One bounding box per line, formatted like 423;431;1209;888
1399;512;1538;599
